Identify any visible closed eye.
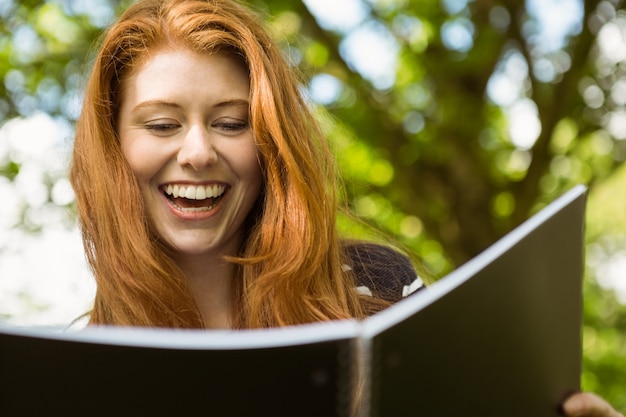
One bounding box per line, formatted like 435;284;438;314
213;120;249;134
144;122;181;134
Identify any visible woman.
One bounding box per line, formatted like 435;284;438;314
70;0;416;329
69;0;622;415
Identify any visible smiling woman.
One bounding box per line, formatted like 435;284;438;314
116;48;263;327
69;0;422;330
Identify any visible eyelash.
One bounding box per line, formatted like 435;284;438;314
145;123;180;133
214;121;248;132
143;121;248;135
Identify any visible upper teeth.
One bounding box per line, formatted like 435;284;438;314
164;184;226;200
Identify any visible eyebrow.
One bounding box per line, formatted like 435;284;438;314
131;99;249;113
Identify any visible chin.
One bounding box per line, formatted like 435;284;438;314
169;242;217;257
162;234;238;259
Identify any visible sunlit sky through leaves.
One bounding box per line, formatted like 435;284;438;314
305;0;584;149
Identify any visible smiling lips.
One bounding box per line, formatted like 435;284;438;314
163;183;227;212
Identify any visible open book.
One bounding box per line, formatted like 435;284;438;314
0;185;587;417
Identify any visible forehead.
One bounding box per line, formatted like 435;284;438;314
119;46;251;106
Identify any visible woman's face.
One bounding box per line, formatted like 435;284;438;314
117;47;262;259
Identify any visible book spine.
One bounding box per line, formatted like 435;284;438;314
348;335;375;417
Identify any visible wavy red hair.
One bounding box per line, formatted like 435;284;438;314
70;0;374;328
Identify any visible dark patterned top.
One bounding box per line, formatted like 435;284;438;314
343;243;425;303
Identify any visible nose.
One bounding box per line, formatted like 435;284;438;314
177;125;218;171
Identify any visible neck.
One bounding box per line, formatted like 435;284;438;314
174;252;236;329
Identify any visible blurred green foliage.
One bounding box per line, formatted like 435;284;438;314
584;163;626;410
0;0;625;409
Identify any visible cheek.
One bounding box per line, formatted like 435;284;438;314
120;138;159;184
238;143;263;191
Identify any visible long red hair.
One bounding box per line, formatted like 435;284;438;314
70;0;371;328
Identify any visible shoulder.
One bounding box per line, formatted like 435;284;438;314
342;242;425;303
65;314;90;331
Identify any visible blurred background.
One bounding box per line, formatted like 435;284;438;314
0;0;624;408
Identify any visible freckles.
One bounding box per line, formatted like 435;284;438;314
236;146;262;180
120;135;161;182
119;134;139;169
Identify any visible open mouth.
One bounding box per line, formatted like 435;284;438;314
163;183;227;212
